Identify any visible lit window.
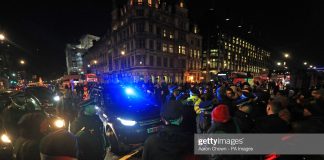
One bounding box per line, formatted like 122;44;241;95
194;26;198;33
197;50;200;58
148;0;152;6
170;32;174;39
138;0;142;4
163;29;167;37
169;45;174;53
193;50;197;58
163;43;168;52
178;46;181;54
180;1;184;8
181;46;186;54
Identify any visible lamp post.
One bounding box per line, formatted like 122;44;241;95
19;59;26;84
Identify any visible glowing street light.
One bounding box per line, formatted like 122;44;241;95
121;50;125;55
277;62;282;66
225;18;230;21
20;60;25;65
0;34;5;41
303;62;307;65
313;66;317;69
93;60;97;64
310;65;313;68
87;64;91;68
284;53;289;58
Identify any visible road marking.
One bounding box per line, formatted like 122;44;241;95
118;146;143;160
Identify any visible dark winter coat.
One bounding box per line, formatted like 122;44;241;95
71;114;106;160
253;114;290;133
234;110;254;133
142;125;194;160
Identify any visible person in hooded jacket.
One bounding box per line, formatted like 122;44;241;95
13;112;49;160
142;100;196;160
70;99;106;160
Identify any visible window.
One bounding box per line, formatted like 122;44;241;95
136;22;145;32
149;40;154;49
157;57;161;66
197;50;200;58
156;27;161;36
163;58;168;67
138;0;143;5
150;56;154;66
193;50;197;58
136;9;144;16
189;49;193;57
180;2;184;8
170;32;174;39
163;29;167;37
162;43;168;52
149;24;153;33
156;41;161;51
178;45;185;54
169;44;174;53
136;39;146;49
148;0;152;6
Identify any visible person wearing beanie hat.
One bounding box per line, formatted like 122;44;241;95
142;101;197;160
207;104;241;133
40;130;78;160
70;99;106;160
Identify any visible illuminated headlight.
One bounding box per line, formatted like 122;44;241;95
54;119;65;128
117;117;137;126
1;134;11;144
53;95;60;102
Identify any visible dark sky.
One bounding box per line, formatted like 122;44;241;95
1;0;323;80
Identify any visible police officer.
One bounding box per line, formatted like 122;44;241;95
70;99;106;160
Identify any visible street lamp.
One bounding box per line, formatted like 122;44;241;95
87;64;91;68
0;34;5;41
310;65;313;68
303;62;307;65
284;53;289;58
121;50;125;55
277;62;282;66
20;60;25;65
93;60;97;64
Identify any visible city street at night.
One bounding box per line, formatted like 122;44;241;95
1;0;324;160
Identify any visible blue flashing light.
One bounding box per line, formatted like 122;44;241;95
125;87;135;95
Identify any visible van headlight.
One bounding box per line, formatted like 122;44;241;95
54;119;65;128
117;117;137;126
53;95;60;102
1;134;11;144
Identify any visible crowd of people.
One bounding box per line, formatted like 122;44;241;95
140;80;324;160
3;78;324;160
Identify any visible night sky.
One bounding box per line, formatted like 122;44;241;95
1;0;323;80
